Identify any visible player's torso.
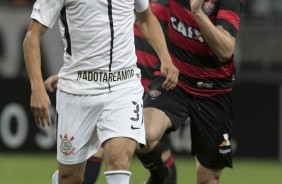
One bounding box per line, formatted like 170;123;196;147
60;0;136;72
57;0;142;95
168;0;219;59
167;0;236;97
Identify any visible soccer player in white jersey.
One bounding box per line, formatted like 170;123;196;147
23;0;178;184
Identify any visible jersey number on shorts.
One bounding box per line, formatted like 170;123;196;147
130;101;143;129
130;101;140;121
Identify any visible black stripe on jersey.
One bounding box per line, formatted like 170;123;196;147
107;0;114;72
151;0;169;7
159;19;168;32
217;0;240;37
169;42;233;68
154;61;161;71
216;19;238;37
60;7;72;56
179;72;234;90
175;0;190;10
135;36;155;55
220;0;241;15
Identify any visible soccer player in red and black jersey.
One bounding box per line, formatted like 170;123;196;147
136;0;243;183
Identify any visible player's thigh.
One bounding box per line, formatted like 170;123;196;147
58;161;87;182
143;107;171;143
56;89;102;165
143;76;189;141
97;86;146;147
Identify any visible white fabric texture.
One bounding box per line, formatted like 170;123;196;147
56;85;145;165
30;0;149;95
105;170;132;184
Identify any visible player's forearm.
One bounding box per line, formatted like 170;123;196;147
23;34;45;91
137;13;171;63
193;10;235;63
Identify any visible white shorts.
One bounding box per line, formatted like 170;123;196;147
56;85;145;165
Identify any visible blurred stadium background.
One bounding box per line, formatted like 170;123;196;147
0;0;282;183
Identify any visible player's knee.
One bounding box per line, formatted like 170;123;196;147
111;159;130;170
145;131;157;145
106;149;133;170
60;171;84;184
144;126;163;147
197;174;221;184
196;164;222;184
106;153;132;170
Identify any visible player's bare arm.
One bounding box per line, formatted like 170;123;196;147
190;0;236;63
135;8;179;90
23;19;51;127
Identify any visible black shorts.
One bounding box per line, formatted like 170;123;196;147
143;76;233;169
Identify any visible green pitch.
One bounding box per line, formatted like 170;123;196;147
0;153;281;184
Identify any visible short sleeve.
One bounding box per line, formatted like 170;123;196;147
134;0;149;13
31;0;65;28
216;0;241;37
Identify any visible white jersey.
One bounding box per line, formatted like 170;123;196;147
31;0;149;95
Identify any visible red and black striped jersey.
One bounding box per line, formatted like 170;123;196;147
134;0;169;92
156;0;241;97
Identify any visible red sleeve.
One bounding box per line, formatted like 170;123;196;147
216;0;241;37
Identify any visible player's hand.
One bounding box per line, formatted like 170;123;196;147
44;74;59;92
190;0;205;13
160;59;179;90
30;88;51;127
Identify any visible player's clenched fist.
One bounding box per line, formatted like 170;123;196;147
160;59;179;90
190;0;205;13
